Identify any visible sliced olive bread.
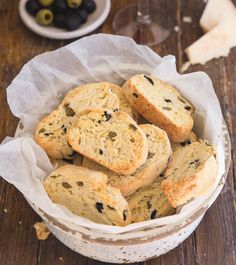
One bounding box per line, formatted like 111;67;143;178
83;124;171;196
35;83;120;159
161;140;218;208
123;74;194;142
127;176;175;223
44;165;131;226
68;109;148;175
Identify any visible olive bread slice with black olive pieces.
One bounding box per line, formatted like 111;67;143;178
35;83;120;159
161;140;218;208
127;176;175;223
44;165;131;226
123;74;194;142
68;109;148;175
83;124;171;196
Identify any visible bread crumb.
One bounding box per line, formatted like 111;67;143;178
33;222;50;240
174;25;180;32
183;16;192;23
59;257;63;261
180;61;191;73
3;208;8;213
18;220;22;225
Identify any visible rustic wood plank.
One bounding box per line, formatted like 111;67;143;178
179;1;236;265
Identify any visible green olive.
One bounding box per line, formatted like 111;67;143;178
36;9;54;26
67;0;82;8
39;0;54;7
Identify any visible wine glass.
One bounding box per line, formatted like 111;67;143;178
112;0;173;46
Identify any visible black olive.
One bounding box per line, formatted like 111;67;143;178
103;111;112;121
26;0;42;16
132;93;138;98
53;0;68;12
144;75;154;85
123;210;127;221
150;209;157;219
81;0;96;14
66;13;83;30
54;13;67;28
99;149;103;155
95;202;104;213
75;7;88;23
164;99;172;103
185;106;192;111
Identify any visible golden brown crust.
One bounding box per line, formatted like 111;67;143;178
161;141;218;208
123;75;194;142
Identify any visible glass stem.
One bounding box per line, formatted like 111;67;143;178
137;0;151;25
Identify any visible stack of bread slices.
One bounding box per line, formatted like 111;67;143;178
36;74;218;226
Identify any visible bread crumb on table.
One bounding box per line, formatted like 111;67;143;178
174;25;180;32
3;208;8;213
183;16;192;23
59;257;63;261
33;222;50;240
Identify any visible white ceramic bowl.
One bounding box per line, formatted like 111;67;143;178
16;121;231;263
19;0;111;39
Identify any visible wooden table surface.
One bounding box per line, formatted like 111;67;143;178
0;0;236;264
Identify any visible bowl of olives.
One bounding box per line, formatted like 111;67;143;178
19;0;111;39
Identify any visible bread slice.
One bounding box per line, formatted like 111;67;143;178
44;165;131;226
171;131;197;152
161;141;218;208
127;176;175;223
35;108;77;159
123;74;194;142
83;124;171;196
68;109;148;175
35;83;120;159
60;82;120;114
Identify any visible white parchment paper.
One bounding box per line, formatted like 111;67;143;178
0;34;225;234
